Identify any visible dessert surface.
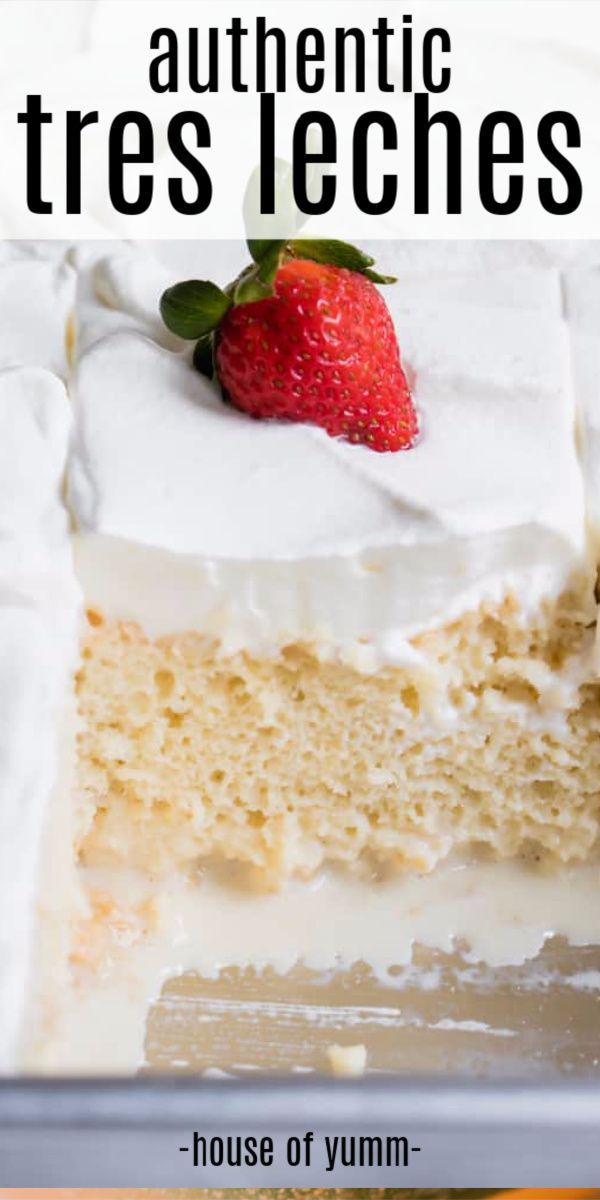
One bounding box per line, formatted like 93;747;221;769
3;237;600;1074
72;245;585;622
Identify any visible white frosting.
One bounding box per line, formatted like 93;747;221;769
70;242;589;663
565;267;600;543
0;254;74;378
0;251;79;1071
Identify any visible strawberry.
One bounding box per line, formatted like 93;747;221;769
160;239;418;453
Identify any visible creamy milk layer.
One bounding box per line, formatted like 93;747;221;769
69;242;589;664
35;856;600;1075
0;251;79;1071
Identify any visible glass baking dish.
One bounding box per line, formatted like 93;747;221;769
4;936;600;1187
1;1075;600;1186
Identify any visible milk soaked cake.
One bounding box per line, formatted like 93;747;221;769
67;240;600;886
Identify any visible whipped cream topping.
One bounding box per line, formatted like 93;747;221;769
0;250;79;1071
0;254;74;379
70;241;590;662
564;267;600;546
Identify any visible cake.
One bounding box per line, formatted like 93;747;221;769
68;240;599;886
4;235;600;1070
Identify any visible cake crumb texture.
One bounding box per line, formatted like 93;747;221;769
326;1042;368;1077
75;579;600;885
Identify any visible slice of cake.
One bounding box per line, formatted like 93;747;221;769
0;247;78;1069
66;241;599;887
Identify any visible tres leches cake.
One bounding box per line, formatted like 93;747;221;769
3;236;600;1069
69;239;599;886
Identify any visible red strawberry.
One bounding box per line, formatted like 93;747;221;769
160;240;418;454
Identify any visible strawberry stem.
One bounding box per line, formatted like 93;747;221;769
159;239;398;380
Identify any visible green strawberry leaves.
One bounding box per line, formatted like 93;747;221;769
160;280;232;340
292;238;372;270
237;239;289;302
248;239;287;282
159;239;397;379
248;237;397;285
247;239;274;264
232;266;274;305
363;267;398;284
192;333;215;379
296;240;397;284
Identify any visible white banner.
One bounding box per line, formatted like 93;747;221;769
0;0;598;238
